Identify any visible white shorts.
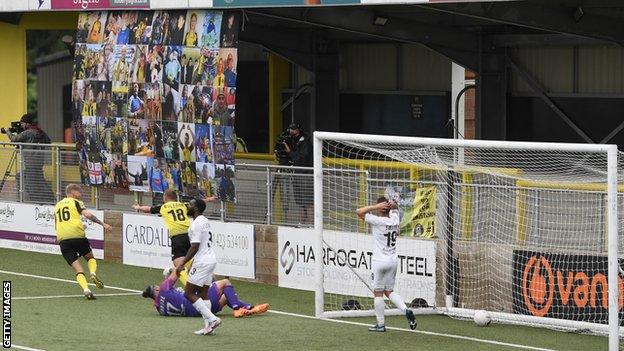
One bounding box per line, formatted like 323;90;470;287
371;260;397;292
187;261;216;287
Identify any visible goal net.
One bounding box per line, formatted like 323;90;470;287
313;132;622;345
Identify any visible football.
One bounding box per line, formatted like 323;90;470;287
473;310;492;327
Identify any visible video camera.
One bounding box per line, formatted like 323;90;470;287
274;130;294;166
0;121;24;135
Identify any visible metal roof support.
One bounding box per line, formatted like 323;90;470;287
506;55;595;143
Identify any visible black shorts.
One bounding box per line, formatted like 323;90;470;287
170;234;191;260
59;238;92;265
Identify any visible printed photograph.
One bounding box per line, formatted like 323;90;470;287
215;163;236;202
147;157;166;193
162;83;181;121
195;123;212;163
201;11;222;49
157;158;174;192
146;45;164;83
93;81;114;118
180;161;198;197
220;11;239;48
131;11;154;45
127;155;149;192
166;11;187;45
128;118;152;156
166;159;184;193
211;125;235;165
104;11;122;45
161;121;180;160
209;88;233;127
77;11;107;44
112;91;128;117
183;11;205;47
110;118;128;154
100;151;115;188
178;84;197;123
193;46;218;86
219;48;238;88
178;122;196;162
180;47;200;85
194;85;213;123
110;45;137;93
112;154;129;189
163;45;183;87
196;161;215;198
131;45;149;83
150;11;170;45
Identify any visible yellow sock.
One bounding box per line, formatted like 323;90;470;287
179;269;188;286
87;258;97;275
76;273;89;291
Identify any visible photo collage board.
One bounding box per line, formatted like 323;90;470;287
72;10;239;202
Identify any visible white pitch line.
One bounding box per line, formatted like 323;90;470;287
1;269;558;351
0;270;142;293
10;344;46;351
267;310;557;351
14;292;140;300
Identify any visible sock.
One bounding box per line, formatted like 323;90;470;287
87;258;97;275
178;269;188;286
223;286;242;309
76;273;89;291
388;292;407;313
193;298;217;323
374;297;385;326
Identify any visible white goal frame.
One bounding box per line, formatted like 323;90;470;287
313;131;619;351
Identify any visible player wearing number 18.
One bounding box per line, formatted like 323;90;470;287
356;196;417;332
133;189;194;285
54;184;112;300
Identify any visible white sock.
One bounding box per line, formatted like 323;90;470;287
388;292;407;313
193;298;217;323
374;297;385;326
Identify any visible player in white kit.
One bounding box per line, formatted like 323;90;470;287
174;198;221;335
356;196;417;332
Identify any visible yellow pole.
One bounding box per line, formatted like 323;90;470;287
460;172;474;240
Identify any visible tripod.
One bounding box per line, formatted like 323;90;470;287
0;149;18;195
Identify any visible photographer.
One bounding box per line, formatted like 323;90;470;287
282;123;313;225
3;113;53;203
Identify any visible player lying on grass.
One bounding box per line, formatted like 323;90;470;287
356;196;417;332
142;274;269;318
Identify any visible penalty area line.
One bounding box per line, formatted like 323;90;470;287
267;310;558;351
0;269;142;293
14;292;140;300
10;344;46;351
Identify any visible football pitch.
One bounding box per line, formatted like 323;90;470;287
0;248;607;351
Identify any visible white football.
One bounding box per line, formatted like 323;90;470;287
473;310;491;327
163;267;173;277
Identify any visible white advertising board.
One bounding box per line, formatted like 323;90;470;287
122;213;255;279
278;227;436;305
0;201;104;259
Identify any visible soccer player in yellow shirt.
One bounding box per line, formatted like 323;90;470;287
133;189;215;285
55;184;112;300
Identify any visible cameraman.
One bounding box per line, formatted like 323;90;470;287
5;113;53;203
282;123;313;225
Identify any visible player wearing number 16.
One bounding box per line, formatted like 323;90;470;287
54;184;112;300
356;196;417;332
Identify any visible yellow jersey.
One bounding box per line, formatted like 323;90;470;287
182;147;192;162
150;201;189;237
54;197;86;242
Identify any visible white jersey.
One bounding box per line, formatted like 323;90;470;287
365;210;399;263
188;215;216;264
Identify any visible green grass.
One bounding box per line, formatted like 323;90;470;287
0;248;607;351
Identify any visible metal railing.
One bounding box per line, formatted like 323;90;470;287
0;142;369;228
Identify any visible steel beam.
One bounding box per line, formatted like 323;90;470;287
422;2;624;44
507;55;595;143
248;7;479;71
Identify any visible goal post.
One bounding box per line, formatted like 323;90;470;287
313;131;621;350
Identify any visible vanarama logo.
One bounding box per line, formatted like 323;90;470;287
513;250;623;323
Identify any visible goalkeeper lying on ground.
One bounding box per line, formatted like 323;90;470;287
142;272;269;318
